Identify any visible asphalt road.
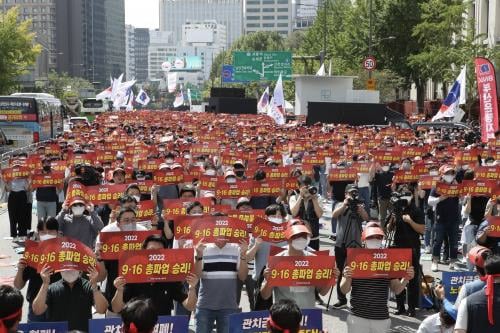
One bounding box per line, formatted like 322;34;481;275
0;199;466;332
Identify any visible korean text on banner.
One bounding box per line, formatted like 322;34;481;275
475;57;499;142
228;309;322;333
347;248;413;279
267;255;336;287
98;230;162;260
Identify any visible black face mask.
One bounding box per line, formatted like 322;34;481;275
235;170;245;177
43;165;51;172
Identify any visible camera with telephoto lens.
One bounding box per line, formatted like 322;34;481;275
308;186;318;195
347;191;361;213
389;191;410;216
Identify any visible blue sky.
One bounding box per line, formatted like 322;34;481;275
125;0;159;30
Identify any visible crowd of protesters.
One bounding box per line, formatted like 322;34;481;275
0;111;499;333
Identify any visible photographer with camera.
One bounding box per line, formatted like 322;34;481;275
289;175;323;251
331;184;369;309
386;184;425;317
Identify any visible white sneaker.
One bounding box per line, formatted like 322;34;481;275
431;261;438;272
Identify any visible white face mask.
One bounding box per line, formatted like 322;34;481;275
400;196;412;204
61;270;80;283
165;158;174;164
291;237;309;251
226;177;236;184
120;223;137;232
429;170;438;176
462;164;470;170
365;239;383;249
443;175;454;183
39;234;56;241
382;166;390;172
133;195;141;202
268;216;283;224
184;154;191;159
205;169;216;176
402;163;411;170
71;206;85;216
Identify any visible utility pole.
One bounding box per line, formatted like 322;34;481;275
368;0;373;79
321;0;327;66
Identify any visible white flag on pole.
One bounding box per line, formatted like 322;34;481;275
126;92;134;111
167;73;177;93
267;74;286;125
316;63;326;76
173;90;184;108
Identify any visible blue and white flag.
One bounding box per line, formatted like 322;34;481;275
433;66;466;121
135;89;150;106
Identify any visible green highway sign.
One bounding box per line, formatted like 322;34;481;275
232;51;292;82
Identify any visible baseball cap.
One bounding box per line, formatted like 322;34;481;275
236;197;251;209
284;225;311;240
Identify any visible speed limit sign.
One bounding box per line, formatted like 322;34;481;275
363;56;377;71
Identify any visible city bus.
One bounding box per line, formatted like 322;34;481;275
81;98;109;114
0;94;63;147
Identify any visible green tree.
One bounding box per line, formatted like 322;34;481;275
46;71;94;100
0;5;41;94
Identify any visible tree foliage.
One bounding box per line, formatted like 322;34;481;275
46;71;94;100
0;5;41;94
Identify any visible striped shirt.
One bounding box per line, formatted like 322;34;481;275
350;278;391;320
197;243;240;310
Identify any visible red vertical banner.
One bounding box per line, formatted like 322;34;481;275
475;57;499;142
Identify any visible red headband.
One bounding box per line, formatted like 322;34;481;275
124;322;138;333
485;274;500;326
267;317;290;333
0;308;22;333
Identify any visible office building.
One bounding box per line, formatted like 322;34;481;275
104;0;126;79
134;28;150;83
295;0;318;29
148;30;176;81
125;25;136;80
55;0;125;88
244;0;293;36
159;0;243;47
182;20;227;48
469;0;500;47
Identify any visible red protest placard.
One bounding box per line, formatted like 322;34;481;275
393;170;420;184
328;168;358;182
198;175;218;191
163;197;214;219
371;149;402;163
23;240;41;269
175;216;249;243
98;230;162;260
85;184;128;204
347;248;412;279
136;200;156;222
215;181;253;199
34;237;97;272
153;170;184;185
252;180;283;197
352;162;371;173
227;209;266;230
461;180;498;196
50;160;68;173
133;180;154;194
138;159;163;172
68;152;96;166
119;249;193;283
252;218;287;243
31;173;65;189
436;182;461;197
1;166;31;181
284;177;299;191
487;216;500;237
262;167;292;180
418;175;440;190
65;181;87;203
267;255;336;287
474;166;500;180
191;143;219;155
302;156;325;166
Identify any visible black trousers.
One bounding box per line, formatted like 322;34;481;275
396;247;421;310
8;191;29;237
334;246;347;303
